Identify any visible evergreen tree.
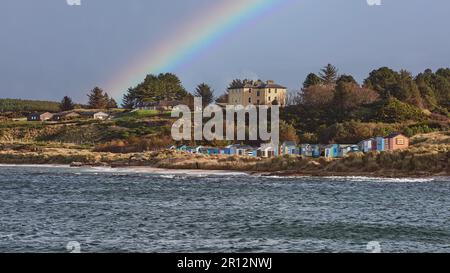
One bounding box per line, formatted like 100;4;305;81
436;68;450;80
228;79;244;89
431;69;450;109
122;88;137;109
392;70;422;107
60;96;75;111
303;73;322;88
107;96;118;109
363;67;399;98
332;81;349;122
194;83;214;106
337;74;357;85
120;73;188;107
319;64;338;85
87;87;108;109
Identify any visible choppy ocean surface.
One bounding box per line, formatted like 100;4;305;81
0;165;449;253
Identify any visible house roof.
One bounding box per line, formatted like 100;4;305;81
94;112;109;115
385;133;405;139
80;111;108;116
30;112;52;116
228;80;287;90
254;83;287;89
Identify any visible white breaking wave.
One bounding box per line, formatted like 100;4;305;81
322;176;438;183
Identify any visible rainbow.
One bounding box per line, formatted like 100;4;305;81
106;0;283;97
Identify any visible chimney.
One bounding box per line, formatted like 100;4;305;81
266;80;274;84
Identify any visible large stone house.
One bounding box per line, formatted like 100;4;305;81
228;80;287;107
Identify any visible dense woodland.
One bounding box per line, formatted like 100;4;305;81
281;65;449;143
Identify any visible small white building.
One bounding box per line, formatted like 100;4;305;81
93;112;109;120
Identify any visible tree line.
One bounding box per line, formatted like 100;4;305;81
59;87;118;112
0;99;60;113
121;73;216;109
0;88;119;116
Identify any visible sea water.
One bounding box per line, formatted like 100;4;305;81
0;165;449;253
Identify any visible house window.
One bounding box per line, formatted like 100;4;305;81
275;89;277;94
268;89;271;94
248;98;251;103
268;97;271;101
257;91;260;96
396;138;404;145
257;100;260;104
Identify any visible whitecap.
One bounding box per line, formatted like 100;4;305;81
322;176;439;183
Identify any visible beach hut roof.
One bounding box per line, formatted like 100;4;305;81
385;133;405;138
282;141;297;147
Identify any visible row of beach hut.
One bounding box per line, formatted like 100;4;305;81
171;143;280;158
171;133;410;158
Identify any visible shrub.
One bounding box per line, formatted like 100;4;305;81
375;97;426;123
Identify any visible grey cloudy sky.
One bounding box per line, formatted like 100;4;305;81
0;0;449;103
